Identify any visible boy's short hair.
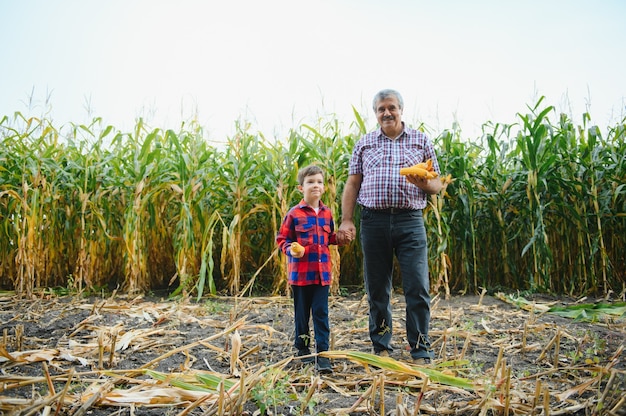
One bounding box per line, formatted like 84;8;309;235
297;165;324;185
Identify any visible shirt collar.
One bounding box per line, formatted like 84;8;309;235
297;199;326;210
376;122;406;140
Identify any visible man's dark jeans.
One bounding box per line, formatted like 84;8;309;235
360;208;432;360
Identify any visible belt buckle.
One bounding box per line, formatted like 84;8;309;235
389;207;399;214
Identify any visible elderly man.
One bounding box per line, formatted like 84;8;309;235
339;89;442;364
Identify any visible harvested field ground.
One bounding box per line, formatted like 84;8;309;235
0;290;624;415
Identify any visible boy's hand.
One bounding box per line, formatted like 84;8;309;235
337;224;355;245
290;242;305;258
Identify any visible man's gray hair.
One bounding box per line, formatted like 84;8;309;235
372;89;404;111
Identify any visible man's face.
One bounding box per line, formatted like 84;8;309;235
375;96;403;134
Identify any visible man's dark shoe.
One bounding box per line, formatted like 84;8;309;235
411;357;431;366
297;349;314;364
315;356;333;374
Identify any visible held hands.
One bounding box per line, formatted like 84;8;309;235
290;225;356;258
337;222;356;245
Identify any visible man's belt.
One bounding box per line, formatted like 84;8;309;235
361;206;418;215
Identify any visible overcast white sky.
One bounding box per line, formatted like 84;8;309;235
1;0;625;142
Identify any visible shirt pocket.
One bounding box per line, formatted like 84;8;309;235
295;223;314;243
362;145;384;171
321;224;332;243
403;151;425;167
402;142;425;167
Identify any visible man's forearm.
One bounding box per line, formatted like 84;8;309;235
341;177;360;222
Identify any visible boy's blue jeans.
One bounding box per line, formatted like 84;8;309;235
360;208;433;360
292;284;330;352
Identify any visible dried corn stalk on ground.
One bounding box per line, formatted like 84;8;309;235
0;291;624;415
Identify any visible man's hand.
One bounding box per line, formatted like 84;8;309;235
405;174;444;195
337;221;356;245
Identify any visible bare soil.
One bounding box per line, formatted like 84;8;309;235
0;291;624;415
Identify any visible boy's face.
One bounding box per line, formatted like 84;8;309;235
299;173;325;202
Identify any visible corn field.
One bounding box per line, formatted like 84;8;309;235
1;97;624;298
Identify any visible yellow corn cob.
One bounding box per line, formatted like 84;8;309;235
400;159;438;178
440;173;454;185
399;166;429;177
290;242;304;256
412;159;432;170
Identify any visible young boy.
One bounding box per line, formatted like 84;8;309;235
276;165;338;374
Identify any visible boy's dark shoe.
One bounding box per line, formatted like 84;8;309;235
315;356;333;374
297;349;314;364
